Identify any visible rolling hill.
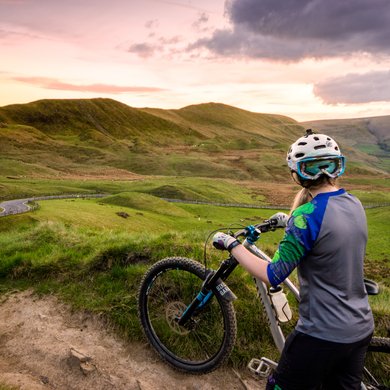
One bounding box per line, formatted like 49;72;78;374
0;98;388;181
302;116;390;173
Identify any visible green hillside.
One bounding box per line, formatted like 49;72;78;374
0;99;304;181
302;116;390;173
0;98;388;182
144;102;299;142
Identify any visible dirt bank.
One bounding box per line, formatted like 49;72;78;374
0;290;264;390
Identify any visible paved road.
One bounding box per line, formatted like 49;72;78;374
0;194;107;217
0;198;32;216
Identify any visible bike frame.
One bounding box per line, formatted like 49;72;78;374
243;239;300;354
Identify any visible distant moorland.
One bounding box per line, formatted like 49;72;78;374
0;98;389;183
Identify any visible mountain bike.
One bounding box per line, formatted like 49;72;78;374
138;216;390;389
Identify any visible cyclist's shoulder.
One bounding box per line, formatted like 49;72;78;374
289;198;328;233
291;201;315;218
291;188;348;219
287;201;316;231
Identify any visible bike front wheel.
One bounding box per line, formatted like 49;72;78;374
138;257;237;373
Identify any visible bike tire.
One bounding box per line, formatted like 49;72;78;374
368;337;390;353
138;257;237;374
363;337;390;390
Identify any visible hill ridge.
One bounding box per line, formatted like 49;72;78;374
0;98;388;179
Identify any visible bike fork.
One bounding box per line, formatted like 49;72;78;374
177;257;238;326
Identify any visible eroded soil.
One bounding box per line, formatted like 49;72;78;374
0;290;264;390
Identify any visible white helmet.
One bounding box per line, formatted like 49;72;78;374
287;129;345;180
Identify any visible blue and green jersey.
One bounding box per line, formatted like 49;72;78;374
267;189;374;343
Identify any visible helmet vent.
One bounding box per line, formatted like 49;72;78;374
335;146;339;150
298;142;307;146
295;153;305;158
314;145;326;150
327;137;331;141
314;136;320;141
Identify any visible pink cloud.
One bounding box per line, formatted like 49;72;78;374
13;76;166;94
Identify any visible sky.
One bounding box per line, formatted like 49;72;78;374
1;0;390;121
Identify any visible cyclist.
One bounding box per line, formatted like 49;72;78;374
213;129;374;390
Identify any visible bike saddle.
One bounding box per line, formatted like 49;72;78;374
364;278;380;295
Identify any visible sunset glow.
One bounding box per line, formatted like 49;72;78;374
1;0;390;121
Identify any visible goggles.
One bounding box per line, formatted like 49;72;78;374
296;156;345;180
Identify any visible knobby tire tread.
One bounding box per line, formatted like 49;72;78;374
368;336;390;353
138;257;237;374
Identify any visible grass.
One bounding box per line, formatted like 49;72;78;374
0;99;306;181
0;192;388;384
0;176;269;204
2;99;389;183
0;98;388;383
349;189;390;204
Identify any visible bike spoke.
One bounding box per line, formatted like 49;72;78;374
139;258;237;372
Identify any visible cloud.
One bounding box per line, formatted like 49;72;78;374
313;70;390;104
127;43;157;58
127;35;183;59
145;19;159;29
191;0;390;60
150;0;216;14
0;24;48;40
192;12;209;31
13;77;166;94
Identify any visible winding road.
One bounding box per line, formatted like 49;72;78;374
0;198;33;216
0;194;107;217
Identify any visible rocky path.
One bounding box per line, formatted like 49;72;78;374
0;290;264;390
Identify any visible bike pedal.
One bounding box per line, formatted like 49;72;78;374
247;357;278;378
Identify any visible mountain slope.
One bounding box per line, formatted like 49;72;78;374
143;102;300;142
302;116;390;173
0;99;305;180
0;98;388;180
0;98;202;144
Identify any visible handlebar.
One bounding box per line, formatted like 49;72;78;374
233;218;284;239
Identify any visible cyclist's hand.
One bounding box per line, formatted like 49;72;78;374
269;212;289;228
212;232;239;251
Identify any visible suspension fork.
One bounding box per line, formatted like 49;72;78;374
177;256;238;326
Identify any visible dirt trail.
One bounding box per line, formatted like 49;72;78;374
0;291;264;390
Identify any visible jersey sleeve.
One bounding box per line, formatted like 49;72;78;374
267;201;322;287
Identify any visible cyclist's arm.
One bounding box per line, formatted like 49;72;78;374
230;245;271;283
267;231;306;286
267;204;322;286
233;207;317;286
230;229;307;286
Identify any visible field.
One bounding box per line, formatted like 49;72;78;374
0;177;389;384
0;99;389;385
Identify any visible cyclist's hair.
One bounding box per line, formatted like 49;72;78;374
290;174;337;212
